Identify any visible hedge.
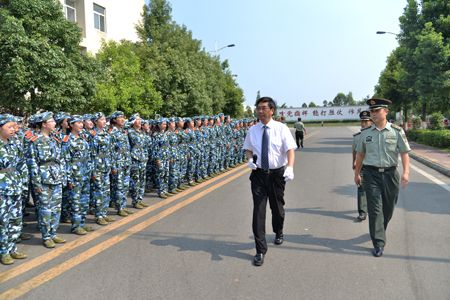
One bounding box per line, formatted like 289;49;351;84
407;130;450;149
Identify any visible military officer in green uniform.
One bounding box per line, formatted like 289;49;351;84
354;98;410;257
294;117;306;148
352;111;373;221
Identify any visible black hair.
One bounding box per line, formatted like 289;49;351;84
298;117;301;121
255;96;277;114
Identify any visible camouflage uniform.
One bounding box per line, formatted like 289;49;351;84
109;122;131;212
0;115;26;257
90;121;112;220
28;124;65;241
153;120;170;197
62;128;91;232
128;118;148;206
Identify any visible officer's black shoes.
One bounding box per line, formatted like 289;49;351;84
253;253;264;266
372;247;384;257
274;234;284;245
356;214;367;222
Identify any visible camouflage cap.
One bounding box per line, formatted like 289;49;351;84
0;114;16;126
110;111;125;120
69;115;83;124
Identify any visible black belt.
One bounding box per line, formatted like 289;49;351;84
363;165;396;172
255;166;285;174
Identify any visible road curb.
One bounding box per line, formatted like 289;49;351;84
409;151;450;178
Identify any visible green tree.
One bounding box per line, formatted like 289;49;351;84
0;0;98;114
322;100;328;107
413;22;450;118
301;103;307;108
136;0;244;117
308;102;317;108
93;40;162;117
332;93;346;106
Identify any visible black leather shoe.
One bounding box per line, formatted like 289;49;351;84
356;214;366;222
372;247;384;257
253;253;264;266
274;234;284;245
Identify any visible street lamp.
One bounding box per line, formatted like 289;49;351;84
209;43;235;54
376;31;398;36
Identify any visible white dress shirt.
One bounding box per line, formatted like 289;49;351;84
243;119;296;169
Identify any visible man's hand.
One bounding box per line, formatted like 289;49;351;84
401;172;409;188
354;174;361;186
247;158;257;170
283;166;294;181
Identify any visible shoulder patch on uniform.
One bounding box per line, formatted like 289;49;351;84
108;128;113;133
30;136;39;142
391;124;402;131
90;130;97;136
52;136;61;143
63;135;70;143
25;134;35;141
353;132;361;137
24;130;33;137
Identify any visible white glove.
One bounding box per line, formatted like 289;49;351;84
283;166;294;181
247;158;257;170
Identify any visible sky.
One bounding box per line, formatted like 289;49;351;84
155;0;406;108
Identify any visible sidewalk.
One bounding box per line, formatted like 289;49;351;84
409;141;450;177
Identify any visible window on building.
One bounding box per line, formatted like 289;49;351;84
64;0;77;22
93;3;106;32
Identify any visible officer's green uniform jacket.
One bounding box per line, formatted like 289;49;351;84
356;122;411;167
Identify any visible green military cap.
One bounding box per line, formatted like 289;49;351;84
359;110;371;120
366;98;392;110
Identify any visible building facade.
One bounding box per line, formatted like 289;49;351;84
60;0;145;54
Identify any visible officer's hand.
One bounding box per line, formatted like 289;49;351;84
401;172;409;188
247;158;257;170
354;174;362;186
352;163;356;170
283;166;294;181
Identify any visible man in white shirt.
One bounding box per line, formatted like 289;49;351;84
243;96;296;266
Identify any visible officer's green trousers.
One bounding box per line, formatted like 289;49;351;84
362;166;399;248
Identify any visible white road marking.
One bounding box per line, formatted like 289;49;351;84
410;163;450;192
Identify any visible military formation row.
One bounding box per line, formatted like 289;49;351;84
0;111;256;265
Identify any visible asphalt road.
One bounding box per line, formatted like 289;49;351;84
1;126;450;300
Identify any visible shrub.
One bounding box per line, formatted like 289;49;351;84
428;112;445;130
410;116;422;129
407;130;450;149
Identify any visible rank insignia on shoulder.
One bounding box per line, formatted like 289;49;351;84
353;132;361;137
391;124;402;131
63;135;70;143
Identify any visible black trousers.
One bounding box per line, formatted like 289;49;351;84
295;131;304;148
250;167;286;254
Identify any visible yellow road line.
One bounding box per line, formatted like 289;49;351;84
0;168;250;300
0;164;246;285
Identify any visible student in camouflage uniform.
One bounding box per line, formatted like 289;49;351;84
143;120;156;192
54;112;72;223
176;118;189;190
153;119;170;198
90;112;114;225
128;113;149;209
28;112;67;248
199;116;210;180
166;118;180;194
109;111;133;217
0;114;28;265
184;118;199;186
62;115;92;235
